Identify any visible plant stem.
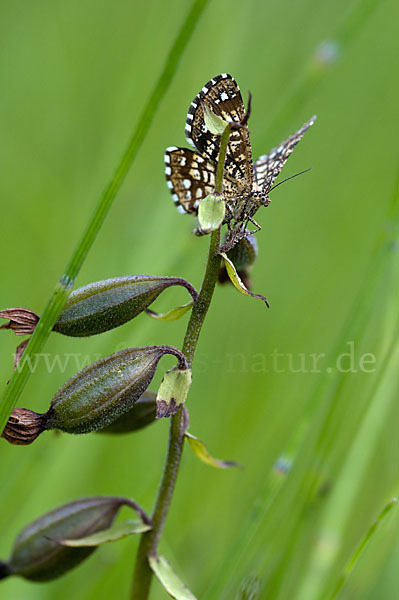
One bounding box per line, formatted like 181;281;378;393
130;111;232;600
328;498;397;600
131;230;221;600
0;0;210;434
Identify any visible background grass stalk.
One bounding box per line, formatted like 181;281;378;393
130;123;232;600
328;498;397;600
0;0;210;434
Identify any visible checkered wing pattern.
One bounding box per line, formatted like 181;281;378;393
165;147;217;215
185;73;253;196
254;116;316;192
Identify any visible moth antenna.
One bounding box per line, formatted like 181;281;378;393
269;168;312;192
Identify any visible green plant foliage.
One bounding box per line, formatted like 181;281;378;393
184;432;238;469
0;0;397;599
59;519;151;548
149;555;197;600
145;302;194;322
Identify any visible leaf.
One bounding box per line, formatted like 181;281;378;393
149;554;197;600
198;194;226;233
145;301;193;322
220;252;269;308
185;432;240;469
57;518;151;547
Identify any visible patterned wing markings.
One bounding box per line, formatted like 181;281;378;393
185;73;253;195
164;147;217;215
253;116;316;192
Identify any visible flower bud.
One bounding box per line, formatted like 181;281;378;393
97;390;157;434
0;496;145;582
198;194;225;234
156;367;192;418
53;276;198;337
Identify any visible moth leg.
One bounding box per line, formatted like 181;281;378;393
219;224;242;253
247;216;262;234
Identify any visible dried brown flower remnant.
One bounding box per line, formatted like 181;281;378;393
1;408;45;445
13;339;30;370
0;308;39;370
0;308;39;335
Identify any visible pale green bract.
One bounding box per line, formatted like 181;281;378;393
149;555;197;600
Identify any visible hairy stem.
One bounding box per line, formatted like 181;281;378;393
0;0;210;434
131;228;220;599
130;103;231;600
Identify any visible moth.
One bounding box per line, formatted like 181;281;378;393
165;73;315;249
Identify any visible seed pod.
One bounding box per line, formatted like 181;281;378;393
0;496;144;582
97;390;157;434
53;276;198;337
44;346;187;434
1;346;187;443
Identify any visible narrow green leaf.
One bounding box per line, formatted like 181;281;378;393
220;253;269;307
57;519;151;547
328;498;398;600
149;555;197;600
145;301;194;322
185;432;239;469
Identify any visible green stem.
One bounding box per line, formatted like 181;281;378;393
329;498;397;600
131;229;221;600
130;103;231;600
0;0;210;434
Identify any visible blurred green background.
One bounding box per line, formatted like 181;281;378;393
0;0;397;599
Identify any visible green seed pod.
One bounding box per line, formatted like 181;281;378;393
1;347;187;443
98;390;157;434
53;276;198;337
0;496;144;582
44;346;187;434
